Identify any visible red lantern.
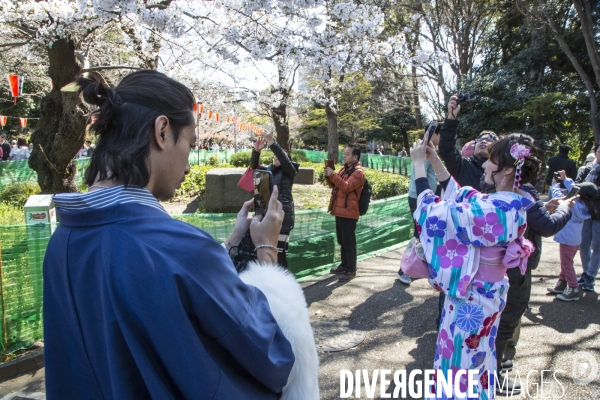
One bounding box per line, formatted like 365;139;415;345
193;103;198;113
215;113;219;122
199;104;204;115
0;116;6;127
208;110;213;119
19;117;27;128
7;75;23;105
226;116;231;123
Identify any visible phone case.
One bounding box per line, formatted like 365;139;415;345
254;169;273;215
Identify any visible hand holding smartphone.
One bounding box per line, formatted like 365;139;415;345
424;121;439;145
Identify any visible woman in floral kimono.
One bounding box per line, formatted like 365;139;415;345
410;133;540;399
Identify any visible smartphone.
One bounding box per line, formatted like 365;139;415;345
254;169;273;215
424;121;439;144
565;185;580;199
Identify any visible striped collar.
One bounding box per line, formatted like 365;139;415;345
53;185;168;215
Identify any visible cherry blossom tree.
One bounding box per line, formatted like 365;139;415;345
0;1;186;192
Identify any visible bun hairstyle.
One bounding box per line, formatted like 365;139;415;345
487;133;541;185
77;70;195;187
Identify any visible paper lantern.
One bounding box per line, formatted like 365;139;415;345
19;118;27;128
0;116;6;127
226;116;230;123
193;103;198;112
8;75;22;97
199;104;204;114
7;75;23;105
208;110;213;119
215;113;219;122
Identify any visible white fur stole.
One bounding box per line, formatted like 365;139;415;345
240;262;319;400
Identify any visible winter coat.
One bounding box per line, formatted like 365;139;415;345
251;142;299;233
437;118;488;188
520;183;571;269
327;162;365;220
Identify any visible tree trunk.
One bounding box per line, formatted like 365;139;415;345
271;102;290;151
402;128;410;154
29;39;89;193
572;0;600;88
325;100;339;163
412;66;423;129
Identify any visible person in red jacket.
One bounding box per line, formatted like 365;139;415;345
325;144;365;282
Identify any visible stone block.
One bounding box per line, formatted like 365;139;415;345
296;168;315;185
205;168;253;213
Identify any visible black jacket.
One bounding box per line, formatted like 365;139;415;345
520;184;571;269
1;142;11;161
545;153;577;186
438;119;487;188
250;142;299;233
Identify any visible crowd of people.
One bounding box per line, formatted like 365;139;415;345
39;70;599;399
0;134;31;161
393;95;599;397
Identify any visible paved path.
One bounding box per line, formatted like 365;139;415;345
1;238;598;399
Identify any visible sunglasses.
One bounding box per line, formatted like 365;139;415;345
475;137;494;143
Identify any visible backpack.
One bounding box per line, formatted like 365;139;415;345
348;168;371;216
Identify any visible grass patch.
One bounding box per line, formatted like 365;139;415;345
292;183;332;210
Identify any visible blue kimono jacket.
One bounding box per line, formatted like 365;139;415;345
43;186;294;399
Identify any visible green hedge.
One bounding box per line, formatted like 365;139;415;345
302;162;409;199
230;151;272;167
230;150;309;167
365;170;409;199
0;182;41;208
175;164;227;198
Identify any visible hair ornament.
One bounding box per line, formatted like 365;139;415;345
510;143;530;190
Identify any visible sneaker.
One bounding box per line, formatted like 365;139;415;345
330;265;347;274
397;271;411;285
580;275;596;292
338;271;356;282
556;286;580;301
577;273;587;285
496;374;522;396
547;279;567;294
501;359;513;372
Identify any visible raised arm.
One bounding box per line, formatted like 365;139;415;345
250;136;267;170
270;141;298;178
438;95;463;179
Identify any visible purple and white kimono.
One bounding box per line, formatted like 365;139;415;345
415;177;534;399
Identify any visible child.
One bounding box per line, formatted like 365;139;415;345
548;180;598;301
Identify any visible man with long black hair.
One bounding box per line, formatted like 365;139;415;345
43;71;297;399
